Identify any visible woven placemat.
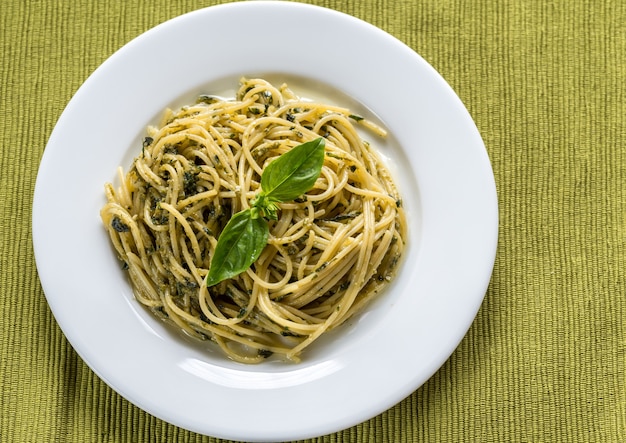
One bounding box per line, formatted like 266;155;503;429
1;0;624;441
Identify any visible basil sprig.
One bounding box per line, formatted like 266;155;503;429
205;137;325;287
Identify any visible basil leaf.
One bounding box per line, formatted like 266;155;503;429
205;209;269;287
205;138;326;286
260;137;325;202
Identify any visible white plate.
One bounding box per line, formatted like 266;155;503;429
33;2;498;441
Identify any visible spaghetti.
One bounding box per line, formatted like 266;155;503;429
101;78;406;363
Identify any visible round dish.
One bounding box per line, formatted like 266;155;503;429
32;2;498;442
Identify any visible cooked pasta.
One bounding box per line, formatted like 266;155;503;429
101;78;406;363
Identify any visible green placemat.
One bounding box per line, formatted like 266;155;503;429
2;0;625;441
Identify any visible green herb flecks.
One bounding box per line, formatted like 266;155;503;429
258;349;273;358
205;137;325;287
183;170;199;196
196;94;219;105
111;217;130;233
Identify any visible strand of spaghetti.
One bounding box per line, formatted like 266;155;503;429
114;167;133;209
285;307;344;359
164;290;280;350
271;200;314;237
176;189;220;211
101;203;148;263
315;218;365;265
145;242;169;280
274;234;361;303
197;280;254;327
334;199;376;325
268;303;326;327
214;336;266;364
178;235;203;285
290;252;361;310
267;220;310;246
246;244;293;291
305;166;337;202
255;290;322;333
344;183;398;203
159;202;201;263
133;158;165;192
138;194;167;232
125;253;161;306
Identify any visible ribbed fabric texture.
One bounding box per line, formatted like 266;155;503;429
2;0;625;442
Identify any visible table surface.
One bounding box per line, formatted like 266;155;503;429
2;0;625;442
